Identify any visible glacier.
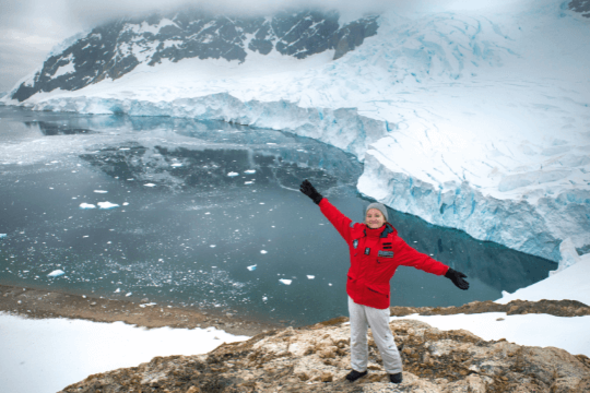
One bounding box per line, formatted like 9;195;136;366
2;0;589;262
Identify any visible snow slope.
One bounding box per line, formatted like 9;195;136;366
2;0;589;262
0;315;248;393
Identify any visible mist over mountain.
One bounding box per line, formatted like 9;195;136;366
11;9;378;102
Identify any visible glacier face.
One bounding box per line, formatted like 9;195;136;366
2;0;590;262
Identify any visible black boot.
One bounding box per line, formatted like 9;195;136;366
389;372;403;384
346;369;368;382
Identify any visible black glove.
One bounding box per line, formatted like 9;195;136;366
299;179;323;205
445;268;470;290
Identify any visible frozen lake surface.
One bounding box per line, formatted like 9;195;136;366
0;106;556;326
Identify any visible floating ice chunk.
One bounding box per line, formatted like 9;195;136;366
247;264;257;271
227;172;239;177
307;275;315;279
144;183;156;187
279;279;292;285
119;148;130;151
244;181;254;185
260;250;267;254
139;302;157;308
98;202;119;209
79;203;96;209
210;244;216;248
94;190;108;194
47;269;65;278
0;234;6;239
171;163;183;167
262;296;268;302
114;288;121;293
125;292;132;297
122;202;129;206
244;169;256;174
266;143;277;145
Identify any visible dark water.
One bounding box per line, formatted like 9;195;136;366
0;106;556;326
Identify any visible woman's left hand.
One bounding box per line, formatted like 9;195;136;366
445;268;470;290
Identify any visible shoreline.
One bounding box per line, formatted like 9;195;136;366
0;284;283;336
2;282;589;338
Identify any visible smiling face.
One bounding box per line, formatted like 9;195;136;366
365;208;386;229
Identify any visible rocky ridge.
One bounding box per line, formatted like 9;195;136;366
11;9;378;102
58;315;590;393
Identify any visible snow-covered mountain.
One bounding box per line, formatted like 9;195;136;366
2;0;589;263
9;10;378;102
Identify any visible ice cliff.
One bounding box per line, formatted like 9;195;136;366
2;0;589;262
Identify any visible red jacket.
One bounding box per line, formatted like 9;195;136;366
319;198;449;309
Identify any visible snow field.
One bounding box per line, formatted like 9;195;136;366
0;313;249;393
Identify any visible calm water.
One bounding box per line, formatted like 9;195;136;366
0;106;556;326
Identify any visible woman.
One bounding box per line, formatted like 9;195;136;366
299;180;469;384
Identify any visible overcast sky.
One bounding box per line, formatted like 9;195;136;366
0;0;520;93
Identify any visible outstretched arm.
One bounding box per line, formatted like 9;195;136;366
396;239;470;290
299;179;353;243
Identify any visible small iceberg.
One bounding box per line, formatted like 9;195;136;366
79;203;96;209
98;202;119;209
244;169;256;174
144;183;156;187
47;269;65;278
279;279;292;285
247;264;257;271
307;275;315;280
227;172;239;177
94;190;108;194
260;250;267;254
0;234;7;239
171;163;183;167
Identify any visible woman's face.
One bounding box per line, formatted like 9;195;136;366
365;208;386;229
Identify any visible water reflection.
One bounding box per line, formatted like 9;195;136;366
0;106;556;326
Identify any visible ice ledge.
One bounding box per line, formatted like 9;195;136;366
358;148;589;262
22;93;386;160
14;93;590;262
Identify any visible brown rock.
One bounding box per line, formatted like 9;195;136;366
320;372;333;382
57;314;590;393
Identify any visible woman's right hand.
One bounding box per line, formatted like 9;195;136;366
300;179;323;205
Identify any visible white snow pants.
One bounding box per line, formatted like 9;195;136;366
348;296;403;374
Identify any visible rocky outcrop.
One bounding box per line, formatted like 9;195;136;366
389;299;590;318
59;317;590;393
